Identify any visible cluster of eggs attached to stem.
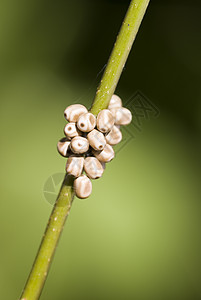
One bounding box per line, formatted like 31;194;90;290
57;94;132;199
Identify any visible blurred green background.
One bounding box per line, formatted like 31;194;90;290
0;0;201;299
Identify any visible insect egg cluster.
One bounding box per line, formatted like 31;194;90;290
57;94;132;199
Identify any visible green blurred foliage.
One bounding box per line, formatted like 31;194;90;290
0;0;200;299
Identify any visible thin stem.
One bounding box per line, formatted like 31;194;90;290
20;1;150;299
90;0;150;115
20;175;74;300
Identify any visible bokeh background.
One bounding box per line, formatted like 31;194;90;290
0;0;201;299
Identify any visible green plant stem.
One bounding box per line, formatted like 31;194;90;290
90;0;150;115
20;1;150;299
20;175;74;300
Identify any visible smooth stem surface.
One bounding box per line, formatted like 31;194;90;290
90;0;150;115
20;175;74;300
20;1;150;299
